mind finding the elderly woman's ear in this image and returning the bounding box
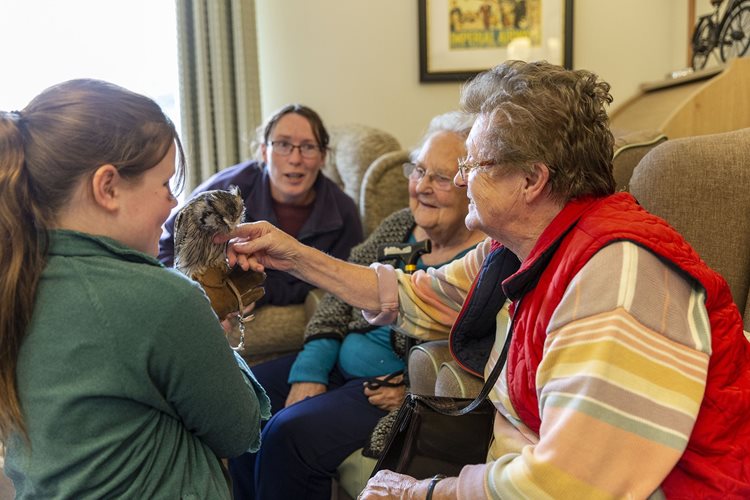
[523,162,551,201]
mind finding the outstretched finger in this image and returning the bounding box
[240,254,265,273]
[214,221,268,244]
[229,237,267,262]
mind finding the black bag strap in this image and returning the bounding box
[418,316,514,417]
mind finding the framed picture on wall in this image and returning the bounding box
[419,0,574,82]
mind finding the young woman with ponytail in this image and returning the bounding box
[0,79,269,499]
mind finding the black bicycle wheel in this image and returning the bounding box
[692,17,716,69]
[719,3,750,62]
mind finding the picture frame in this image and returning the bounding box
[418,0,574,82]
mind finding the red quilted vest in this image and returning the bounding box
[494,192,750,497]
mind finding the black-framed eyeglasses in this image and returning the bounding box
[402,162,455,191]
[268,140,322,158]
[457,157,497,182]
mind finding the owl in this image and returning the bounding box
[173,185,245,278]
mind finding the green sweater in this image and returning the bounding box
[5,230,270,499]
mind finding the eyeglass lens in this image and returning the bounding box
[270,140,320,158]
[403,163,454,190]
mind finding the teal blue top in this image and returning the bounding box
[289,234,474,384]
[5,230,270,500]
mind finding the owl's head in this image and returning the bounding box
[187,185,245,235]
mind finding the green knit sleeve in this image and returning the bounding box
[136,271,265,458]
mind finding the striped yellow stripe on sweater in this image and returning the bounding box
[481,243,709,499]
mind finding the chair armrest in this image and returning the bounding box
[435,360,484,398]
[228,304,307,365]
[228,289,327,365]
[407,340,453,395]
[408,340,484,398]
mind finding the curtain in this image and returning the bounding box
[175,0,262,191]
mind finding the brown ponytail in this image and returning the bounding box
[0,111,47,442]
[0,80,185,443]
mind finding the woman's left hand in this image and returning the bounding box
[358,470,428,499]
[363,374,406,411]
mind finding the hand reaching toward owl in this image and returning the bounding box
[216,219,383,314]
[214,220,302,274]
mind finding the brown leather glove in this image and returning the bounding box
[193,264,266,319]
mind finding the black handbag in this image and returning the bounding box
[371,328,512,479]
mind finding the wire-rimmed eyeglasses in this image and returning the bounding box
[402,162,455,191]
[268,140,322,158]
[457,157,497,182]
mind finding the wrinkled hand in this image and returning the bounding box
[363,374,406,411]
[285,382,326,407]
[358,470,428,499]
[214,221,300,274]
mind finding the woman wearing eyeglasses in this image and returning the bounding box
[226,111,486,500]
[158,103,363,308]
[220,61,750,499]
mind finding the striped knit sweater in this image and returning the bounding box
[384,239,712,498]
[369,194,750,498]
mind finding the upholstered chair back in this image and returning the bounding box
[629,128,750,329]
[325,124,408,235]
[612,130,667,191]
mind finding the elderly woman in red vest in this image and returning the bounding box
[220,61,750,499]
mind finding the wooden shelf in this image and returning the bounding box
[610,57,750,139]
[640,65,722,92]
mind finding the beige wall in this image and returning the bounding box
[257,1,706,148]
